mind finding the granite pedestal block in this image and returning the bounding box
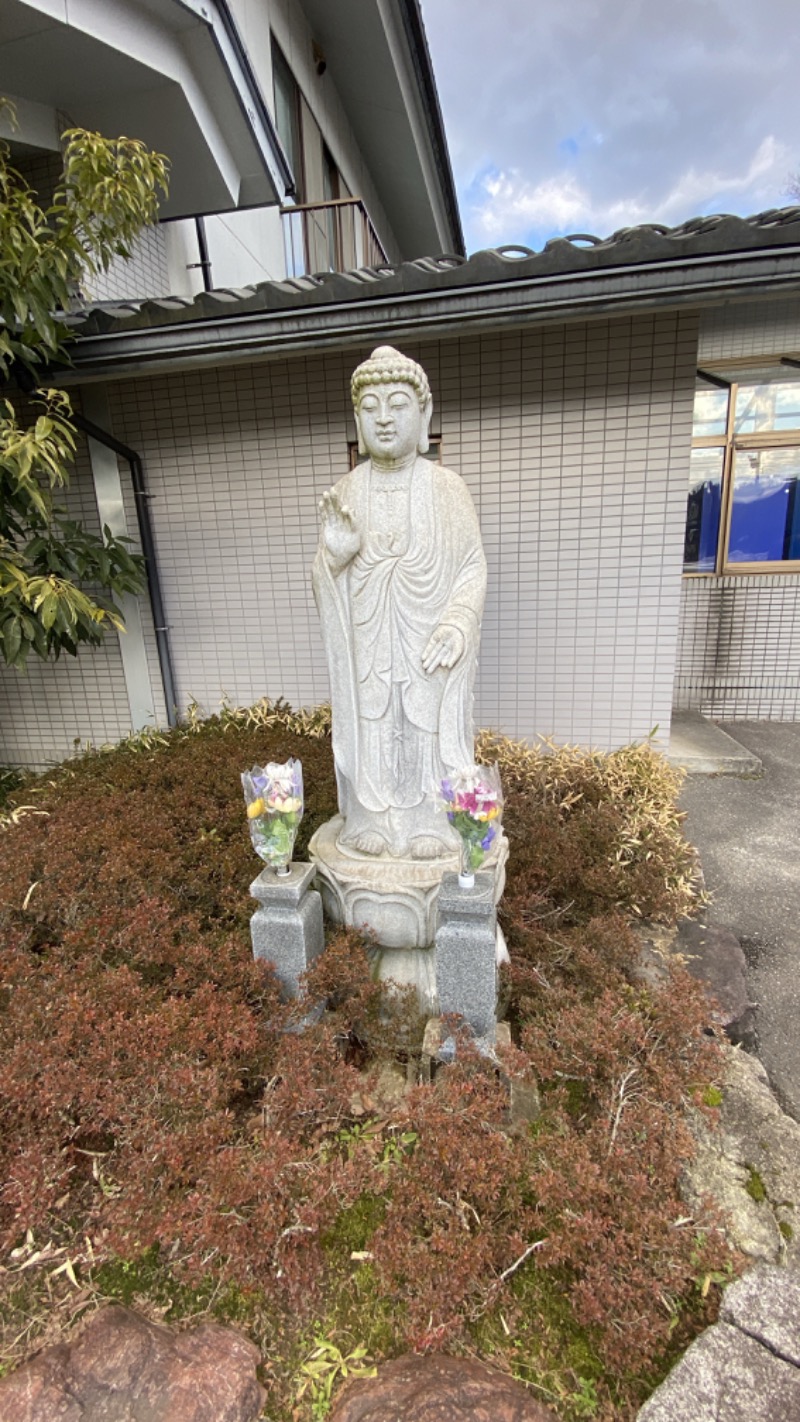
[249,861,324,1000]
[434,871,497,1040]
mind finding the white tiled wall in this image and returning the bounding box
[88,225,172,303]
[91,311,695,754]
[674,299,800,720]
[698,295,800,363]
[0,312,699,767]
[675,576,800,719]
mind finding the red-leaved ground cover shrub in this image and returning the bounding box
[0,708,735,1419]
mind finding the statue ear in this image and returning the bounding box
[417,396,432,455]
[355,411,367,457]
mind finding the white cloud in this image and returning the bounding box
[470,135,793,248]
[422,0,800,254]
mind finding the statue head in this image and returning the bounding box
[351,346,433,461]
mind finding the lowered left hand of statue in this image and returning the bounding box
[421,622,465,673]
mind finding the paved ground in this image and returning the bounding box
[680,721,800,1122]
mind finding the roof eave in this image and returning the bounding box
[61,246,800,383]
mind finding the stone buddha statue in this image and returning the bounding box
[312,346,487,866]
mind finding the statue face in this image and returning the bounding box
[356,382,424,463]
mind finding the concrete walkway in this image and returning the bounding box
[678,721,800,1123]
[668,711,763,777]
[639,719,800,1420]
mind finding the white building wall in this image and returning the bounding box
[0,312,697,767]
[675,297,800,719]
[74,310,694,756]
[199,0,407,291]
[255,0,399,261]
[88,224,174,303]
[51,0,404,303]
[201,0,402,286]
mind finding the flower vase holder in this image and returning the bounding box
[434,870,498,1042]
[249,861,324,1001]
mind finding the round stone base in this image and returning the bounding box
[309,814,508,950]
[367,943,438,1016]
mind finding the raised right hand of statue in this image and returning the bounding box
[319,489,361,568]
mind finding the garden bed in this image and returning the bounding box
[0,703,737,1419]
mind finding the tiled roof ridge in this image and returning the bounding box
[67,206,800,338]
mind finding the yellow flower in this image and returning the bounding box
[247,797,265,819]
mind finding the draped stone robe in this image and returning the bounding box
[312,457,487,854]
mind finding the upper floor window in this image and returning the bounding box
[684,369,800,574]
[272,40,304,199]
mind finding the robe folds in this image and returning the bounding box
[312,458,487,820]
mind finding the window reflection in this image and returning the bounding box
[729,448,800,563]
[734,382,800,435]
[684,447,724,571]
[692,387,728,439]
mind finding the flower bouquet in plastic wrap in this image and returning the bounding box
[441,764,503,888]
[242,759,303,876]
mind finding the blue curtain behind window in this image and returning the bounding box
[729,481,793,562]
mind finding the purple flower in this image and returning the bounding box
[480,827,496,851]
[441,777,453,801]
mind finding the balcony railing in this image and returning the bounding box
[281,197,389,278]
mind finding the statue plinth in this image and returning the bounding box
[309,814,508,950]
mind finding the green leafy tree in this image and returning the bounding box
[0,118,168,667]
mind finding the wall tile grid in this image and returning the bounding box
[698,295,800,362]
[13,150,63,208]
[0,409,136,769]
[676,576,800,719]
[674,299,800,720]
[97,311,698,754]
[88,224,172,303]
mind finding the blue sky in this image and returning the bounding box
[421,0,800,254]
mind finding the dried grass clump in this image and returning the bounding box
[477,728,698,924]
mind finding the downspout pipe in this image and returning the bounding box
[71,412,179,728]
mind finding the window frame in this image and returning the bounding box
[271,38,305,202]
[686,370,800,577]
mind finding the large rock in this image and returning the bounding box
[329,1353,557,1421]
[638,1321,800,1420]
[676,920,755,1047]
[683,1044,800,1263]
[0,1304,265,1422]
[720,1264,800,1366]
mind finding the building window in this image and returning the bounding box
[685,370,800,574]
[272,40,304,199]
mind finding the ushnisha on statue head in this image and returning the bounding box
[351,346,433,463]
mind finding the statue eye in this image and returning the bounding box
[360,396,379,411]
[388,395,410,409]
